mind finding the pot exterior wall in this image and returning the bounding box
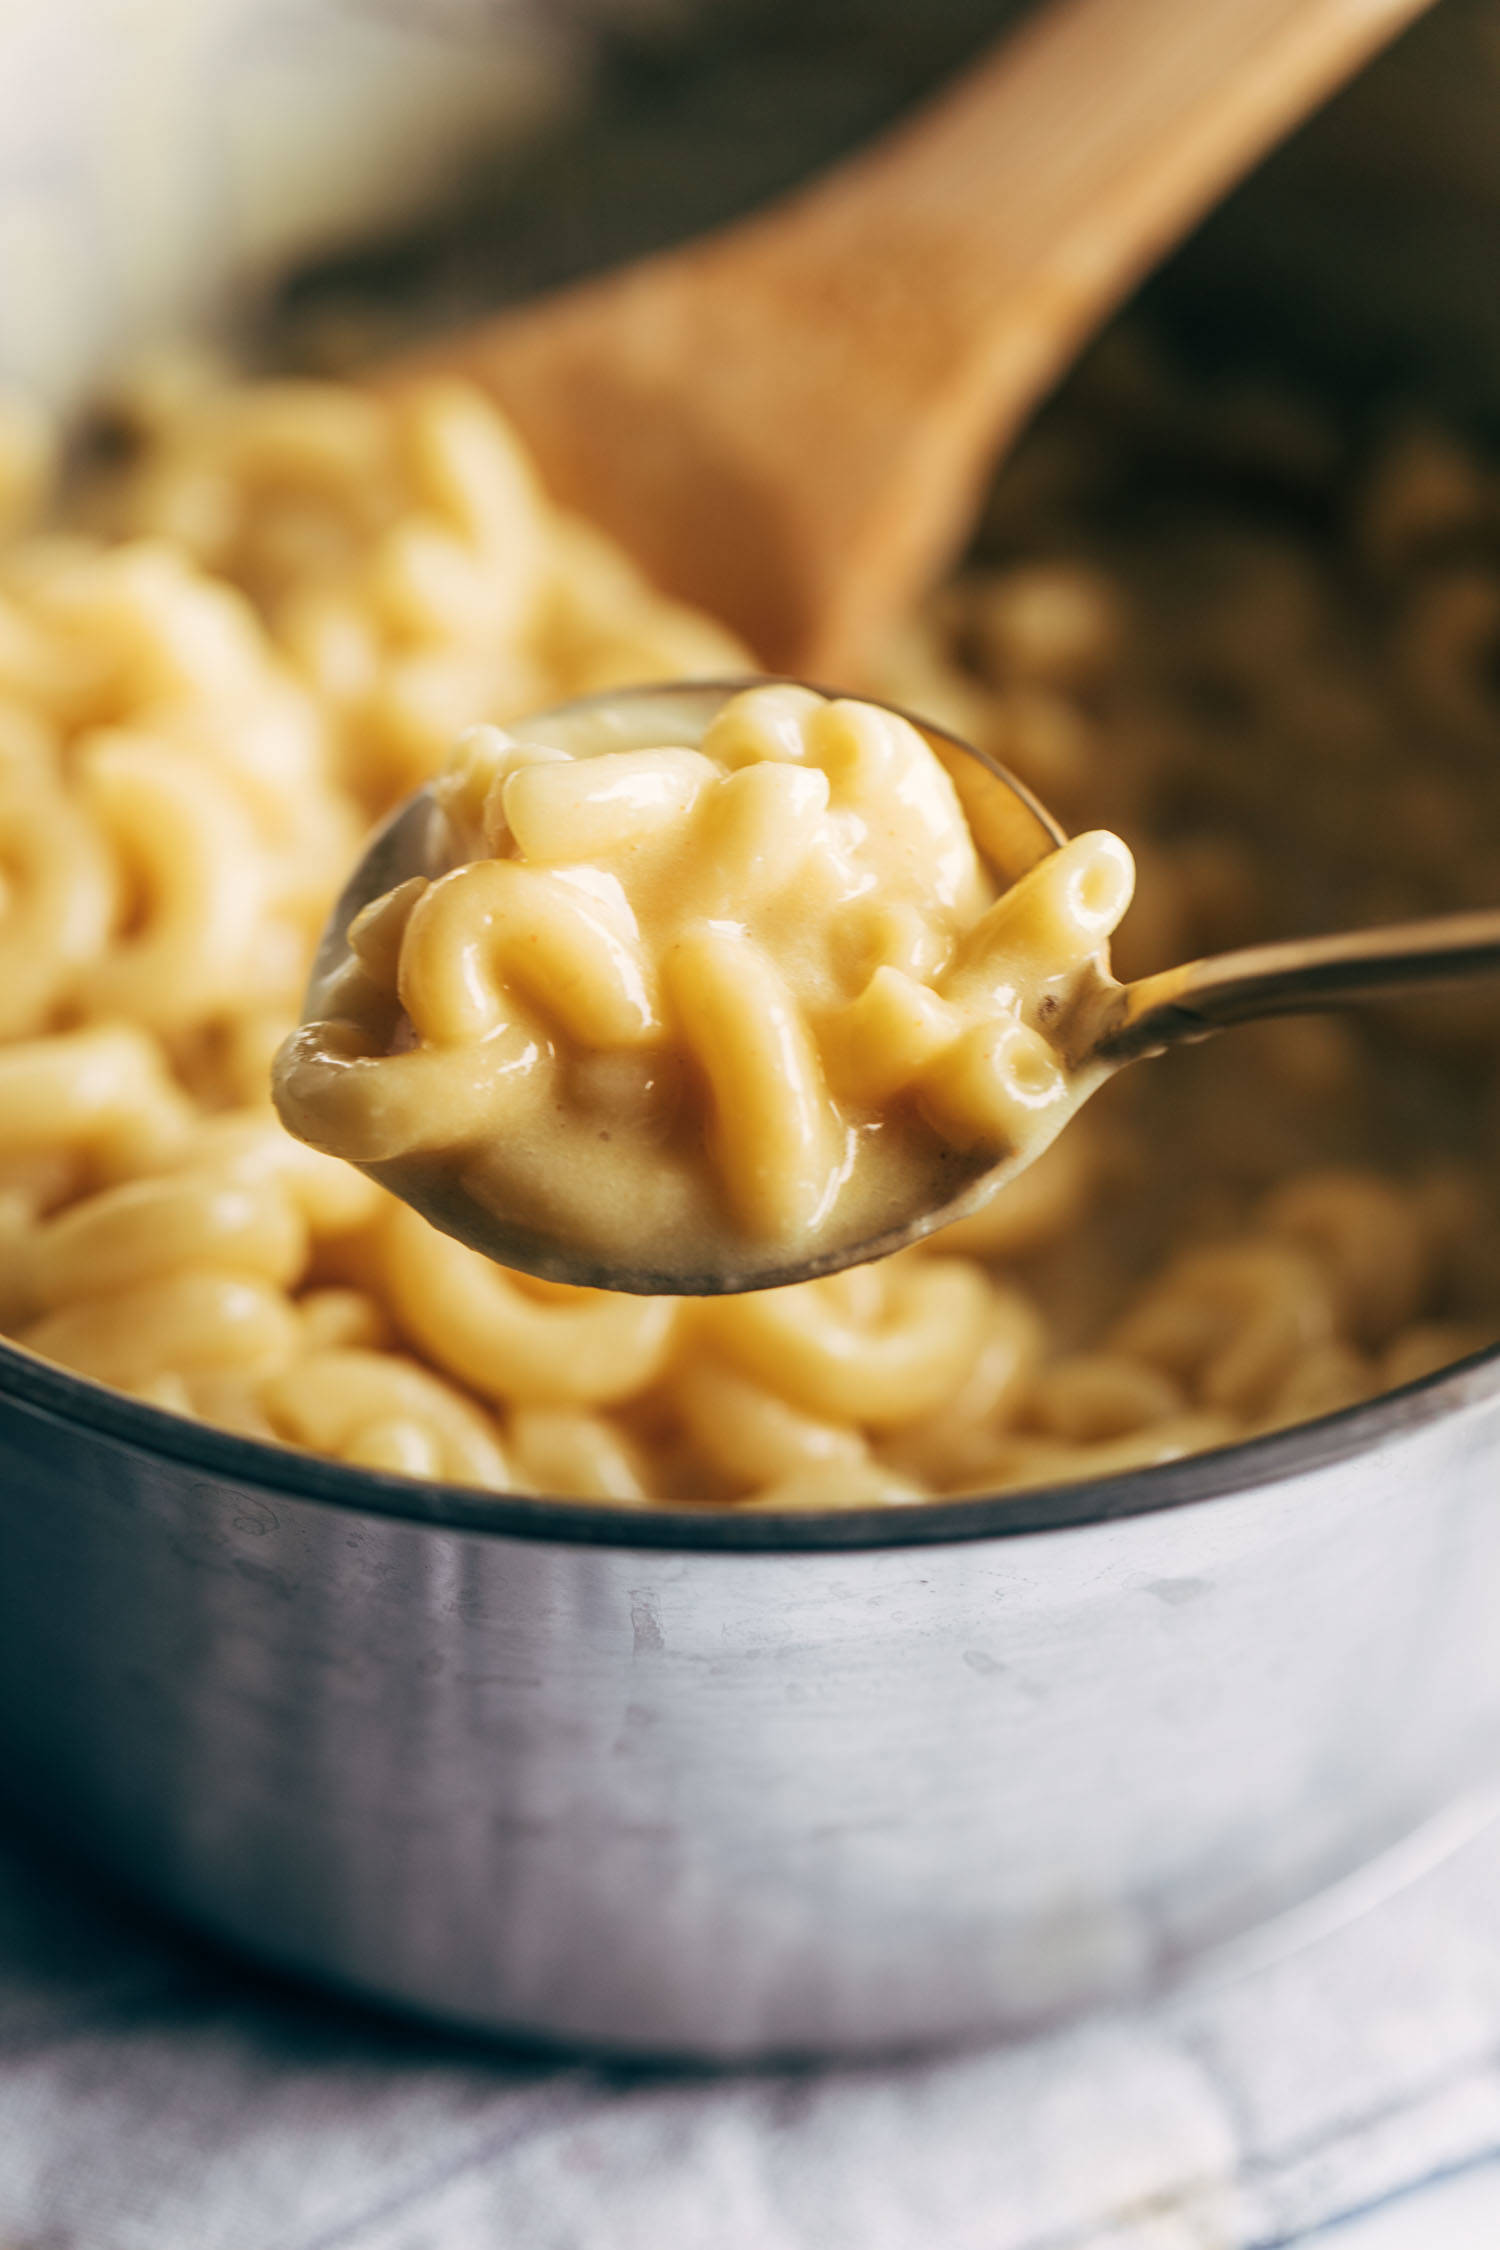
[3,1386,1499,2058]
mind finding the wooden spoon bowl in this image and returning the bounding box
[409,0,1434,676]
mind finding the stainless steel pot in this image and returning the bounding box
[3,1344,1500,2059]
[3,0,1500,2064]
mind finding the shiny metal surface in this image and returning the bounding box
[2,1340,1500,2058]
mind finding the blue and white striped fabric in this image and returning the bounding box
[4,1799,1500,2248]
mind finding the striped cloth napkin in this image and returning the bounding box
[4,1792,1500,2248]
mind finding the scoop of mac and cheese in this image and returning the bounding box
[272,684,1134,1282]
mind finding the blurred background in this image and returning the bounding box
[0,0,1020,397]
[4,0,1500,433]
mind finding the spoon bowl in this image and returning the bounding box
[290,679,1082,1295]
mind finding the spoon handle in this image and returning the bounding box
[1088,908,1500,1065]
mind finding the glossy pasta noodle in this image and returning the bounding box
[0,341,1497,1506]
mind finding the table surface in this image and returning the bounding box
[5,1790,1500,2250]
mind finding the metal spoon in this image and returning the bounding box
[284,679,1500,1296]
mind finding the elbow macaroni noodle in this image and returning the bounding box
[0,343,1497,1504]
[274,680,1134,1276]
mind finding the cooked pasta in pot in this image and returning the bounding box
[1,338,1497,1505]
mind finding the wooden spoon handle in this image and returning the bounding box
[428,0,1434,674]
[733,0,1435,669]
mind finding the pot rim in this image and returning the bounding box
[2,1331,1497,1551]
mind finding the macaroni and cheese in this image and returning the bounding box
[273,682,1133,1283]
[0,337,1496,1506]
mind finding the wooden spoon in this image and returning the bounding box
[412,0,1433,678]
